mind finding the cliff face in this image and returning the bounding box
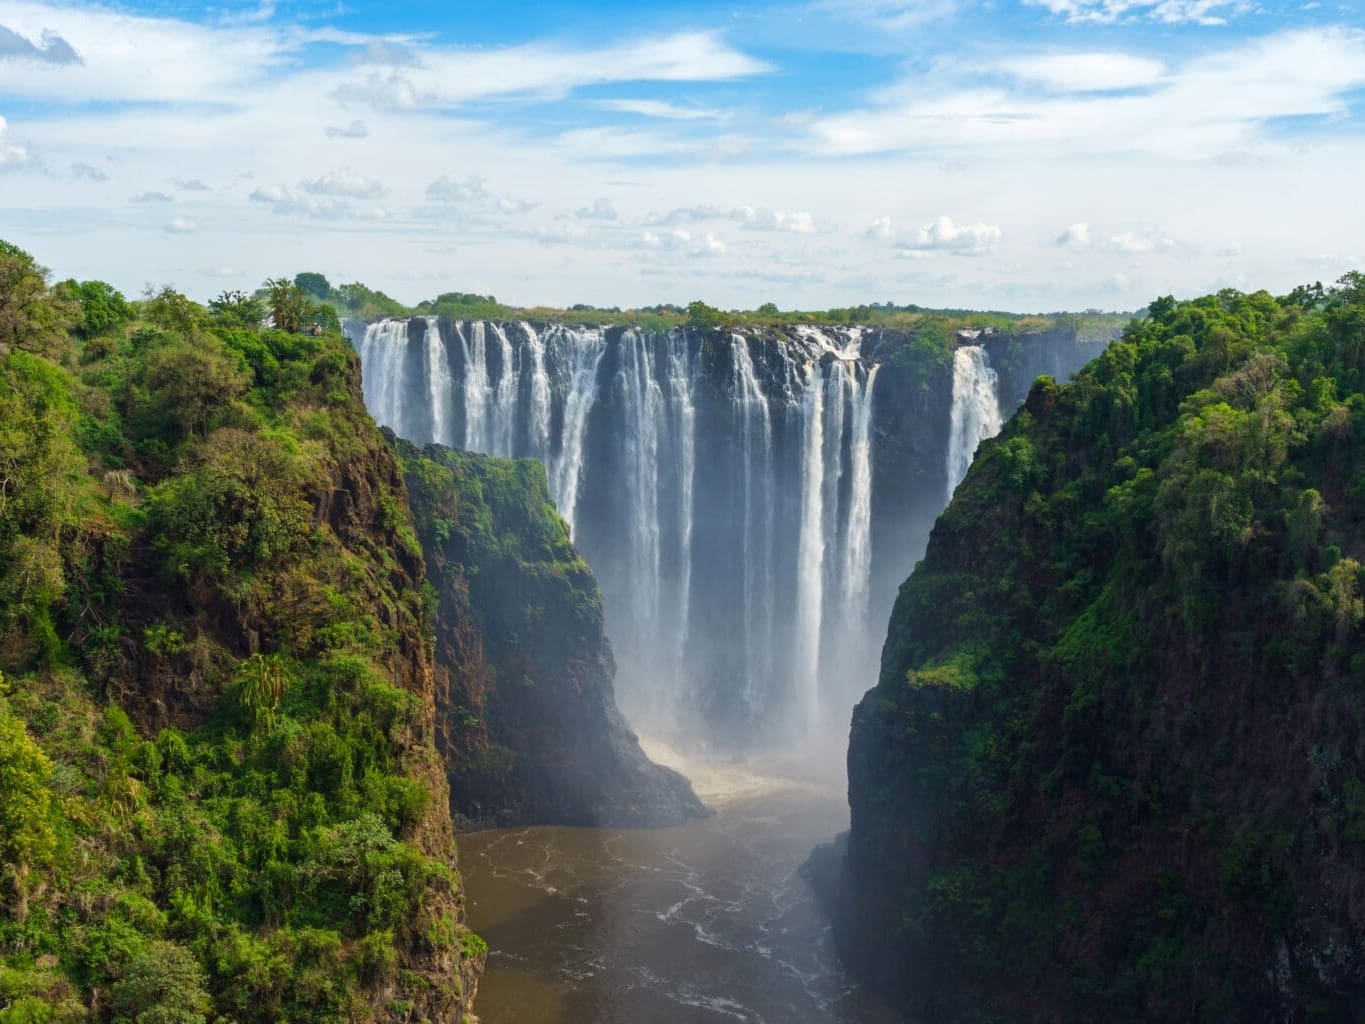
[0,261,482,1023]
[397,439,707,828]
[827,284,1365,1022]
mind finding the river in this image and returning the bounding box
[460,744,904,1024]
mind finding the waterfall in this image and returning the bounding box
[522,322,552,457]
[946,345,1003,501]
[359,319,409,437]
[842,364,879,627]
[732,334,774,714]
[795,360,827,732]
[545,325,603,534]
[667,333,696,670]
[460,322,491,454]
[355,318,1021,747]
[490,324,519,456]
[617,330,664,685]
[424,317,453,447]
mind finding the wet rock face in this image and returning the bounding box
[396,437,707,829]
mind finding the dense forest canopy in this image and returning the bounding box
[0,240,482,1024]
[838,271,1365,1021]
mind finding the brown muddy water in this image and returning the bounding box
[460,746,905,1024]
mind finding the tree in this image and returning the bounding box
[60,280,134,339]
[686,300,730,331]
[142,338,249,438]
[141,286,207,336]
[209,289,265,329]
[264,277,315,333]
[294,272,333,302]
[0,241,78,360]
[111,941,212,1024]
[0,683,56,918]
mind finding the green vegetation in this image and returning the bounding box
[274,261,1130,335]
[852,274,1365,1021]
[0,241,480,1023]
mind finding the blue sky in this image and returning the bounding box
[1,0,1363,311]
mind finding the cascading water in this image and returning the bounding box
[946,345,1004,500]
[352,318,994,747]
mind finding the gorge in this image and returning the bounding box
[349,317,1107,753]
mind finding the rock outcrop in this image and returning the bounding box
[397,438,708,828]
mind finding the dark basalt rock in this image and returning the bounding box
[395,436,708,829]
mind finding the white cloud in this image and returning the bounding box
[1026,0,1250,24]
[1055,222,1175,253]
[576,197,619,221]
[325,119,369,139]
[646,205,726,225]
[1056,222,1091,247]
[808,28,1365,160]
[640,227,726,257]
[164,216,197,233]
[71,160,106,181]
[900,215,1001,255]
[333,71,428,111]
[174,178,211,191]
[1000,53,1166,92]
[132,191,173,203]
[495,195,536,214]
[731,205,816,232]
[426,176,489,203]
[250,185,351,219]
[864,216,894,240]
[1102,230,1175,254]
[249,184,291,204]
[0,117,32,170]
[596,99,721,120]
[426,175,535,213]
[329,31,767,112]
[299,168,387,199]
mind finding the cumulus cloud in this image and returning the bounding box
[250,184,386,220]
[899,215,1001,255]
[299,169,387,199]
[333,72,428,111]
[0,118,30,171]
[1026,0,1249,24]
[71,160,106,181]
[425,175,536,213]
[640,228,727,257]
[864,217,894,240]
[325,119,369,139]
[174,177,211,191]
[0,24,81,64]
[1056,222,1091,247]
[576,197,619,221]
[1055,222,1174,253]
[426,176,489,203]
[132,191,173,203]
[164,216,197,234]
[646,205,726,225]
[731,205,815,232]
